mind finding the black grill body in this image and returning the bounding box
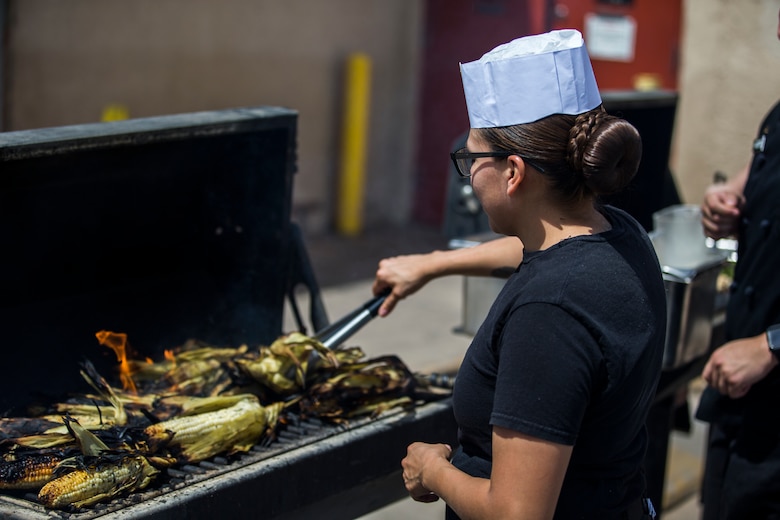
[0,108,305,412]
[0,107,456,519]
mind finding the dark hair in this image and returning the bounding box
[475,107,642,203]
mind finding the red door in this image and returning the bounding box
[412,0,542,227]
[551,0,682,91]
[413,0,681,228]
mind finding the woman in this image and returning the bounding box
[374,30,666,519]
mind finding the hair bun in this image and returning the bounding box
[567,111,641,195]
[566,110,609,173]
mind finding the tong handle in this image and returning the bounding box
[315,290,389,349]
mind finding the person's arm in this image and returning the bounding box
[700,164,749,240]
[702,331,779,398]
[402,427,571,520]
[372,236,523,316]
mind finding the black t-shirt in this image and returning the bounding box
[449,206,666,519]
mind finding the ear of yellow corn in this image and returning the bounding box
[37,454,158,509]
[141,395,272,463]
[0,453,63,490]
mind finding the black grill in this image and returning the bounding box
[0,108,456,519]
[0,401,456,519]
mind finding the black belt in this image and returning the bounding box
[624,497,656,520]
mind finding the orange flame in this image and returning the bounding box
[95,330,138,394]
[164,349,176,364]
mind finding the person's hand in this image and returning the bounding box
[700,183,744,240]
[401,442,452,502]
[703,334,778,399]
[372,254,435,317]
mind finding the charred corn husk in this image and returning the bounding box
[130,343,247,396]
[130,342,246,379]
[299,355,416,420]
[236,332,338,395]
[0,452,64,490]
[344,396,414,419]
[40,404,122,429]
[64,416,110,457]
[163,358,225,391]
[236,351,299,394]
[0,329,435,507]
[39,393,160,430]
[37,454,159,509]
[11,432,75,450]
[154,394,260,418]
[79,361,127,426]
[0,417,61,440]
[330,345,367,365]
[141,396,277,463]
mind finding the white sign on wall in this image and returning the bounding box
[584,13,637,62]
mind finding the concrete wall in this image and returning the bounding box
[4,0,423,234]
[672,0,780,203]
[4,0,779,231]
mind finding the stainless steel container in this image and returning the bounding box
[459,276,507,336]
[650,205,730,370]
[659,262,725,369]
[449,233,507,336]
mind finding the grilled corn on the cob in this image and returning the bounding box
[0,330,433,508]
[37,454,158,509]
[0,453,63,490]
[142,395,275,463]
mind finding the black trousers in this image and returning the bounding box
[702,420,780,520]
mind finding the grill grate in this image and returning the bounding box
[0,402,457,520]
[2,414,354,518]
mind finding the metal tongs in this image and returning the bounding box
[310,289,457,395]
[313,290,390,349]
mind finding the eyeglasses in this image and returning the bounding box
[450,147,546,177]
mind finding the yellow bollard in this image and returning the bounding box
[101,104,130,122]
[337,53,372,236]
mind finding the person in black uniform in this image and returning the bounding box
[374,30,666,519]
[696,10,780,518]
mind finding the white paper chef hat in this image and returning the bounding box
[459,29,602,128]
